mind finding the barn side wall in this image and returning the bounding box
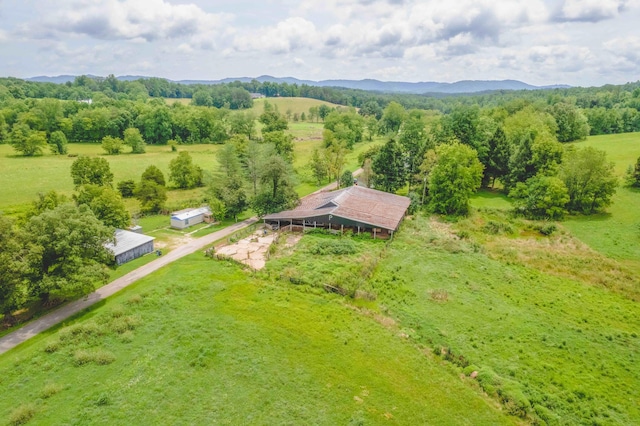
[115,240,155,265]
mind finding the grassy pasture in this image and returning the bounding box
[0,253,514,425]
[369,215,640,424]
[562,133,640,264]
[250,97,339,116]
[0,144,219,215]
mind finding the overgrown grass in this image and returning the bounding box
[0,253,513,425]
[367,214,640,424]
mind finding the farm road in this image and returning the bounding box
[0,172,363,355]
[0,216,258,355]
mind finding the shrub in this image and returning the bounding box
[510,174,569,220]
[73,349,116,366]
[533,222,557,236]
[44,340,60,353]
[117,179,136,198]
[9,403,36,426]
[482,220,514,235]
[41,383,63,399]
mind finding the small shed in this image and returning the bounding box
[105,229,155,265]
[170,206,213,229]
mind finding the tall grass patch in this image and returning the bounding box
[371,213,640,424]
[0,254,513,425]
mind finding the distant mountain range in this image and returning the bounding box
[25,74,571,95]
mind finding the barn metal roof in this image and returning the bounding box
[263,186,411,231]
[171,206,211,221]
[105,229,155,256]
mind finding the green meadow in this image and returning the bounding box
[563,133,640,266]
[0,253,514,425]
[250,96,338,116]
[2,106,639,424]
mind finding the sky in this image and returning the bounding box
[0,0,639,87]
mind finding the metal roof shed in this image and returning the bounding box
[105,229,155,265]
[170,206,212,229]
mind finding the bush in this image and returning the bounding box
[9,403,36,426]
[44,340,60,353]
[482,220,514,235]
[41,383,63,399]
[117,179,136,198]
[533,222,557,236]
[73,348,116,366]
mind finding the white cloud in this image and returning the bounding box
[554,0,628,22]
[22,0,229,45]
[604,36,640,64]
[233,17,317,54]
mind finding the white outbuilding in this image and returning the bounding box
[170,206,213,229]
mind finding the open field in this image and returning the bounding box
[562,133,640,264]
[250,97,339,116]
[0,144,220,215]
[469,132,640,271]
[369,215,640,424]
[0,120,377,215]
[0,252,514,425]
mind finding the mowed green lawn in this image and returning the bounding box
[563,132,640,264]
[0,144,221,215]
[251,97,339,116]
[0,119,376,215]
[0,254,514,425]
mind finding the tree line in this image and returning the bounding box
[0,96,259,156]
[314,101,621,219]
[2,75,640,139]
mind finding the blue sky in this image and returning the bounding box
[0,0,638,86]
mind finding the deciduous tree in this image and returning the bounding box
[124,127,146,154]
[135,180,167,213]
[428,142,483,216]
[23,203,113,302]
[70,157,114,188]
[309,148,329,185]
[559,146,618,214]
[49,130,68,155]
[9,123,46,156]
[141,165,166,187]
[0,215,26,316]
[101,135,124,155]
[510,174,569,219]
[379,101,406,134]
[169,151,203,189]
[550,102,590,142]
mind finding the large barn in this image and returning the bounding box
[105,229,155,265]
[263,186,411,239]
